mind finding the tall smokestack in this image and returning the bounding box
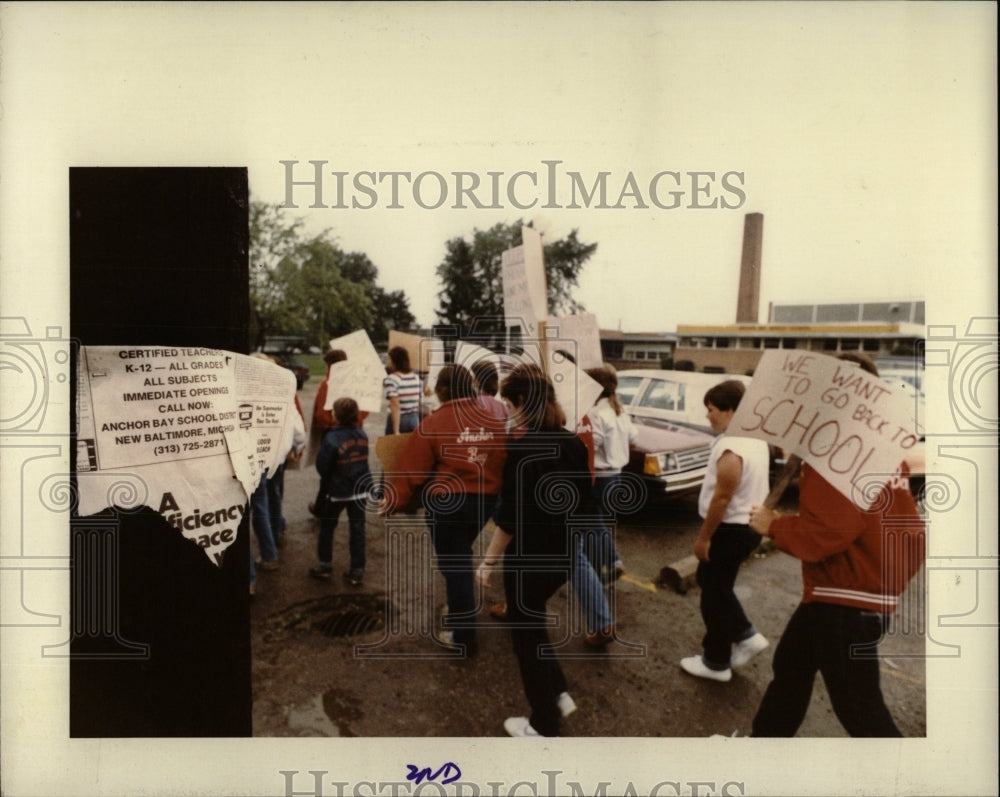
[736,212,763,323]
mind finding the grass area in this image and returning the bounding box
[301,353,325,376]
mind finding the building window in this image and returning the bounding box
[715,338,730,348]
[823,339,839,351]
[635,351,646,360]
[763,338,780,349]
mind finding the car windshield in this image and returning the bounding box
[639,378,686,412]
[617,375,644,405]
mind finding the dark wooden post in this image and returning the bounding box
[69,167,252,736]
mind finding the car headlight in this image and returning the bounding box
[644,453,678,475]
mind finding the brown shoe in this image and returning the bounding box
[584,626,614,648]
[489,602,508,620]
[257,559,280,571]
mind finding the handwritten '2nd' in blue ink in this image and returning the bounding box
[405,762,461,785]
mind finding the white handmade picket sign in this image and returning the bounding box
[501,225,547,340]
[728,350,921,506]
[325,329,386,413]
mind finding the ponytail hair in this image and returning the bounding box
[585,364,623,415]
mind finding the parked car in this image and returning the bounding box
[260,336,310,390]
[616,369,753,434]
[616,368,788,484]
[623,418,717,507]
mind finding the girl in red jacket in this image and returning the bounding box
[384,364,506,655]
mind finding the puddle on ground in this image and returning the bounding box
[286,694,340,736]
[286,687,364,737]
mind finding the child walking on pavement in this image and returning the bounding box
[310,397,371,586]
[680,379,771,682]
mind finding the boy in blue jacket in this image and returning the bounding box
[310,397,371,586]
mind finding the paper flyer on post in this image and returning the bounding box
[74,345,298,565]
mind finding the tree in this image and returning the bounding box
[370,287,416,343]
[338,251,416,341]
[285,238,373,343]
[248,201,416,349]
[249,202,308,346]
[434,220,597,338]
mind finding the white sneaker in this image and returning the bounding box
[680,655,732,682]
[436,630,462,651]
[557,691,577,717]
[504,716,542,737]
[731,633,769,668]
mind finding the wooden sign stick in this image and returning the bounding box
[763,454,802,509]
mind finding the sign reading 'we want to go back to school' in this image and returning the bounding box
[729,350,921,507]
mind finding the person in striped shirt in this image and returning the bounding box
[383,346,422,435]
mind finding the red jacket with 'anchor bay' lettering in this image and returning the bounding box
[385,397,506,513]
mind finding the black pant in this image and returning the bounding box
[503,564,569,737]
[696,523,761,668]
[752,601,902,737]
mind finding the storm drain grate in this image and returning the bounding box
[272,594,397,639]
[313,609,382,638]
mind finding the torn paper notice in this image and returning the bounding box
[76,345,300,566]
[236,353,298,478]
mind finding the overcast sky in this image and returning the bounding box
[2,2,995,336]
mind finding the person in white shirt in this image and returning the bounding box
[584,365,638,586]
[680,379,771,683]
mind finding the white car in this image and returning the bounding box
[615,368,788,485]
[616,369,752,435]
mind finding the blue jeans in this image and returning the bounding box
[572,531,612,633]
[250,477,278,563]
[587,474,622,570]
[267,464,286,545]
[426,494,492,649]
[752,602,902,737]
[317,498,367,573]
[384,410,420,436]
